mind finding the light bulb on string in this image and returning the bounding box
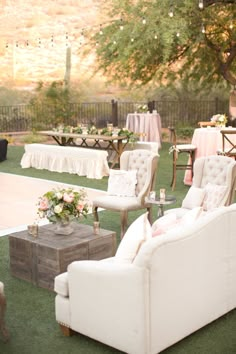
[199,0,204,9]
[119,18,124,30]
[176,32,180,37]
[99,25,103,35]
[131,37,134,42]
[154,34,158,39]
[142,17,146,25]
[229,22,233,29]
[201,23,206,33]
[113,40,117,45]
[168,6,174,17]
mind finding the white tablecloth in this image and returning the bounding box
[126,112,162,147]
[21,144,110,179]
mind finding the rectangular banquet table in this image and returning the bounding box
[20,143,110,179]
[38,130,129,167]
[184,127,236,185]
[126,112,162,148]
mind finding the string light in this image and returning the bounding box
[142,17,146,25]
[199,0,204,9]
[154,34,158,39]
[176,32,180,37]
[119,18,124,30]
[99,25,103,35]
[201,23,206,33]
[131,37,134,42]
[229,22,233,29]
[168,6,174,17]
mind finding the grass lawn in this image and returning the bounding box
[0,144,235,353]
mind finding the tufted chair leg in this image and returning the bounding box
[120,211,128,239]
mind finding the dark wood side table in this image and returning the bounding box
[145,195,176,218]
[8,223,116,291]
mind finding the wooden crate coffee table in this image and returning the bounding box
[9,223,116,291]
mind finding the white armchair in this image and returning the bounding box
[93,149,158,238]
[166,155,236,218]
[54,204,236,354]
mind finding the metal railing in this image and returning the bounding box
[0,98,229,133]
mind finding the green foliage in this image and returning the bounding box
[86,0,236,89]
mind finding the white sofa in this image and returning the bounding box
[54,204,236,354]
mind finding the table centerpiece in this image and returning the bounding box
[211,114,227,128]
[37,187,89,235]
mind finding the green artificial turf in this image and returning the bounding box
[0,144,235,353]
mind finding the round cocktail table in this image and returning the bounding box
[146,195,176,218]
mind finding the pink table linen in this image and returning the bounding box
[184,127,236,185]
[126,112,162,148]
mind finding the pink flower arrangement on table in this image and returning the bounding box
[37,187,89,224]
[211,114,227,127]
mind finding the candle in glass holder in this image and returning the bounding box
[160,188,166,202]
[28,224,38,237]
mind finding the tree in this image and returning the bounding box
[86,0,235,89]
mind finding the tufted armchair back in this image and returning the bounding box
[93,149,158,238]
[192,155,236,205]
[120,149,157,201]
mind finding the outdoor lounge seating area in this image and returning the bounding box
[1,142,236,354]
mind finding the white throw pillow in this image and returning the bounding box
[152,213,178,237]
[114,212,152,263]
[182,186,205,209]
[107,169,137,197]
[180,206,203,226]
[203,183,227,211]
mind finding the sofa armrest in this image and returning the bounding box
[67,260,150,354]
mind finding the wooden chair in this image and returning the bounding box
[217,128,236,159]
[168,127,196,191]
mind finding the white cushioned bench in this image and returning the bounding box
[20,144,110,179]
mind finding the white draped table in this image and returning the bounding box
[20,144,110,179]
[126,112,162,148]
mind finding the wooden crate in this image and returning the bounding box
[9,223,116,291]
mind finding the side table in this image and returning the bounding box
[9,223,116,291]
[145,195,176,218]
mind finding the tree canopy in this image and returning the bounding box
[86,0,236,89]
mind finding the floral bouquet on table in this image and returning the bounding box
[211,114,227,127]
[135,104,149,113]
[37,187,89,226]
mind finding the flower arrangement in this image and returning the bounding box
[135,104,148,113]
[118,128,139,143]
[37,187,89,224]
[211,114,227,127]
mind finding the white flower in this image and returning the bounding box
[55,192,63,199]
[54,204,63,214]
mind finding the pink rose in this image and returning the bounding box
[63,193,74,203]
[76,203,84,212]
[39,197,49,211]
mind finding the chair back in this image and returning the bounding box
[192,155,236,205]
[120,149,158,203]
[168,127,177,146]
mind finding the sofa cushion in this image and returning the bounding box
[107,169,137,197]
[182,186,205,209]
[114,212,152,263]
[203,183,227,211]
[152,207,203,237]
[152,213,177,237]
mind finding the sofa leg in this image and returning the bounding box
[59,324,73,337]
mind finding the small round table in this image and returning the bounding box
[146,195,177,218]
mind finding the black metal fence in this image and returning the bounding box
[0,98,229,133]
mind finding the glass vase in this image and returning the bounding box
[54,221,74,235]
